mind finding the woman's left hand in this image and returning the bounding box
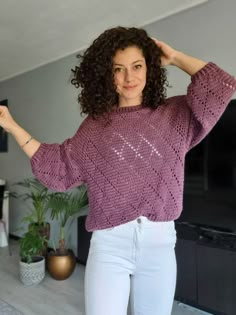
[152,38,178,66]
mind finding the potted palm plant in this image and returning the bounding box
[19,226,46,285]
[47,184,88,280]
[14,177,51,242]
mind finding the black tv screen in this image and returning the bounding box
[178,99,236,232]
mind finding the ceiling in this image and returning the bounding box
[0,0,208,82]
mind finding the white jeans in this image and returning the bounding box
[85,216,177,315]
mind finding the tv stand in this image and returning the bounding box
[175,221,236,315]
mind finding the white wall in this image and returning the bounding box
[0,0,235,253]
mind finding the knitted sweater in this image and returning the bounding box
[31,63,236,231]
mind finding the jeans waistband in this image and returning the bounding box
[121,216,174,229]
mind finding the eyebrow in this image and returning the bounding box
[113,60,144,66]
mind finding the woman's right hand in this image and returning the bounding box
[0,104,41,157]
[0,105,18,133]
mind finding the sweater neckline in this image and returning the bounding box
[112,104,143,114]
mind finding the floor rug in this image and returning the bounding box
[0,299,24,315]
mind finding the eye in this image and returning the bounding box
[114,67,124,73]
[134,64,142,70]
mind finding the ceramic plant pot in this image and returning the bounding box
[19,256,45,285]
[47,249,76,280]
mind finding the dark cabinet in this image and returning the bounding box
[175,239,197,304]
[175,223,236,315]
[77,215,92,265]
[197,246,234,315]
[232,253,236,315]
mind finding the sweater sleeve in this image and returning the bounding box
[186,62,236,150]
[30,121,88,192]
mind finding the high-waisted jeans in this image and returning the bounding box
[85,216,177,315]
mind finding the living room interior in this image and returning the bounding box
[0,0,236,314]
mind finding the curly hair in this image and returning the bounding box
[71,26,168,119]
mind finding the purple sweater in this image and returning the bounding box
[31,63,236,231]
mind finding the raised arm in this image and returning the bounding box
[152,38,207,75]
[152,38,236,150]
[0,105,40,158]
[0,104,87,191]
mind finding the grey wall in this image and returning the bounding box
[0,55,84,253]
[0,0,235,253]
[145,0,236,96]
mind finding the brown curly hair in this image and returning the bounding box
[71,26,168,119]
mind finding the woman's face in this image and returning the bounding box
[113,46,147,107]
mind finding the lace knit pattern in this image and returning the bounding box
[31,63,236,231]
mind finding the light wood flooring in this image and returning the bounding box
[0,239,211,315]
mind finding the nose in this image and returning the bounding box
[124,69,133,82]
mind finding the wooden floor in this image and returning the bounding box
[0,239,211,315]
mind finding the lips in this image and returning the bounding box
[124,85,137,90]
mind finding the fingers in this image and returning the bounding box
[0,105,7,117]
[0,105,9,112]
[0,106,14,132]
[0,106,4,116]
[0,105,9,122]
[151,37,161,46]
[0,105,8,110]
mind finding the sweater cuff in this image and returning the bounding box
[191,62,236,91]
[30,143,48,164]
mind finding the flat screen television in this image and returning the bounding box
[178,99,236,232]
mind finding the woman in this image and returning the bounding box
[0,27,235,315]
